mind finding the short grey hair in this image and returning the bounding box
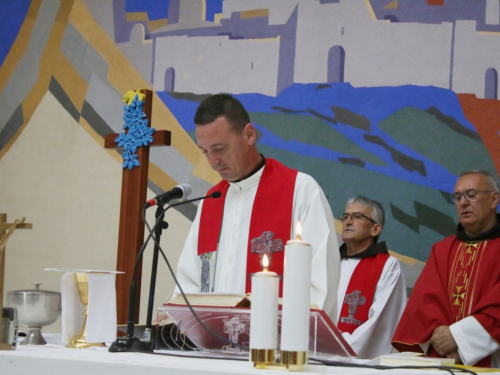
[459,170,500,192]
[345,196,385,226]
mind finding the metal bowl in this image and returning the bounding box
[6,284,61,345]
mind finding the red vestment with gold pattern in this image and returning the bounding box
[392,232,500,368]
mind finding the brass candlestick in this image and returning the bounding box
[66,273,105,349]
[280,350,308,372]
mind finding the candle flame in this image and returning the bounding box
[295,221,302,240]
[262,254,270,271]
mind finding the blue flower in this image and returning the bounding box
[123,153,140,170]
[117,93,156,170]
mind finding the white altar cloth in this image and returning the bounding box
[1,343,498,375]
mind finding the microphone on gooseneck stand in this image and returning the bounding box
[108,188,221,353]
[144,183,192,208]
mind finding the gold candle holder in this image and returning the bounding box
[280,350,308,372]
[250,348,277,368]
[66,273,105,349]
[250,350,308,371]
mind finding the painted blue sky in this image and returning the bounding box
[125,0,223,22]
[370,0,500,32]
[0,0,31,67]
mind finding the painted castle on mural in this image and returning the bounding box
[109,0,500,98]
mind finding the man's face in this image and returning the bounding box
[454,173,499,236]
[195,116,255,181]
[341,203,379,245]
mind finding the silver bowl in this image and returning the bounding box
[6,283,61,345]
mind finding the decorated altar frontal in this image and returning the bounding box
[1,341,497,375]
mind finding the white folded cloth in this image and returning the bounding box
[58,270,119,343]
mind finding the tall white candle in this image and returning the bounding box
[250,271,279,349]
[281,221,312,354]
[250,255,279,365]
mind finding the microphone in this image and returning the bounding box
[144,183,192,208]
[109,190,222,354]
[157,190,221,209]
[208,191,222,199]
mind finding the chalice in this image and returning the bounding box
[6,283,61,345]
[66,273,105,348]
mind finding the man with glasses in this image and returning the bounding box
[337,196,406,359]
[393,170,500,367]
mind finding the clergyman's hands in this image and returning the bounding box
[430,326,458,357]
[446,349,463,364]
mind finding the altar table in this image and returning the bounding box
[1,343,499,375]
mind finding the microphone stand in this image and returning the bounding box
[107,279,155,353]
[143,204,167,345]
[108,206,158,353]
[108,192,221,353]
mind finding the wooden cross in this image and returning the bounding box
[0,213,32,350]
[104,89,171,324]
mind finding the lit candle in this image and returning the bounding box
[250,254,279,367]
[280,221,311,370]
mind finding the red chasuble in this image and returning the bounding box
[197,158,298,296]
[337,254,389,334]
[392,236,500,367]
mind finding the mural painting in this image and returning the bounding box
[1,0,500,296]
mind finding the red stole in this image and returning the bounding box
[198,158,298,296]
[393,236,500,368]
[337,254,390,334]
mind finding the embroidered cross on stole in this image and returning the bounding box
[448,241,485,321]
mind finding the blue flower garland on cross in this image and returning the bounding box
[115,92,156,170]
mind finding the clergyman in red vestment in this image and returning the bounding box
[173,94,340,322]
[337,196,406,359]
[392,170,500,368]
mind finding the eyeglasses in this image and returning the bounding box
[450,189,496,204]
[339,212,376,224]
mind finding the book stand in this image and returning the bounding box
[157,305,356,360]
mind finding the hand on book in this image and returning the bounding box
[430,326,458,357]
[446,349,463,365]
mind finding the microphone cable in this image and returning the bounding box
[309,358,479,375]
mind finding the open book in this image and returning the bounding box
[166,293,320,309]
[167,293,252,308]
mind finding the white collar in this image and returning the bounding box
[229,163,265,190]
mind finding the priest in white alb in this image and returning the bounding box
[174,93,340,321]
[337,196,406,358]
